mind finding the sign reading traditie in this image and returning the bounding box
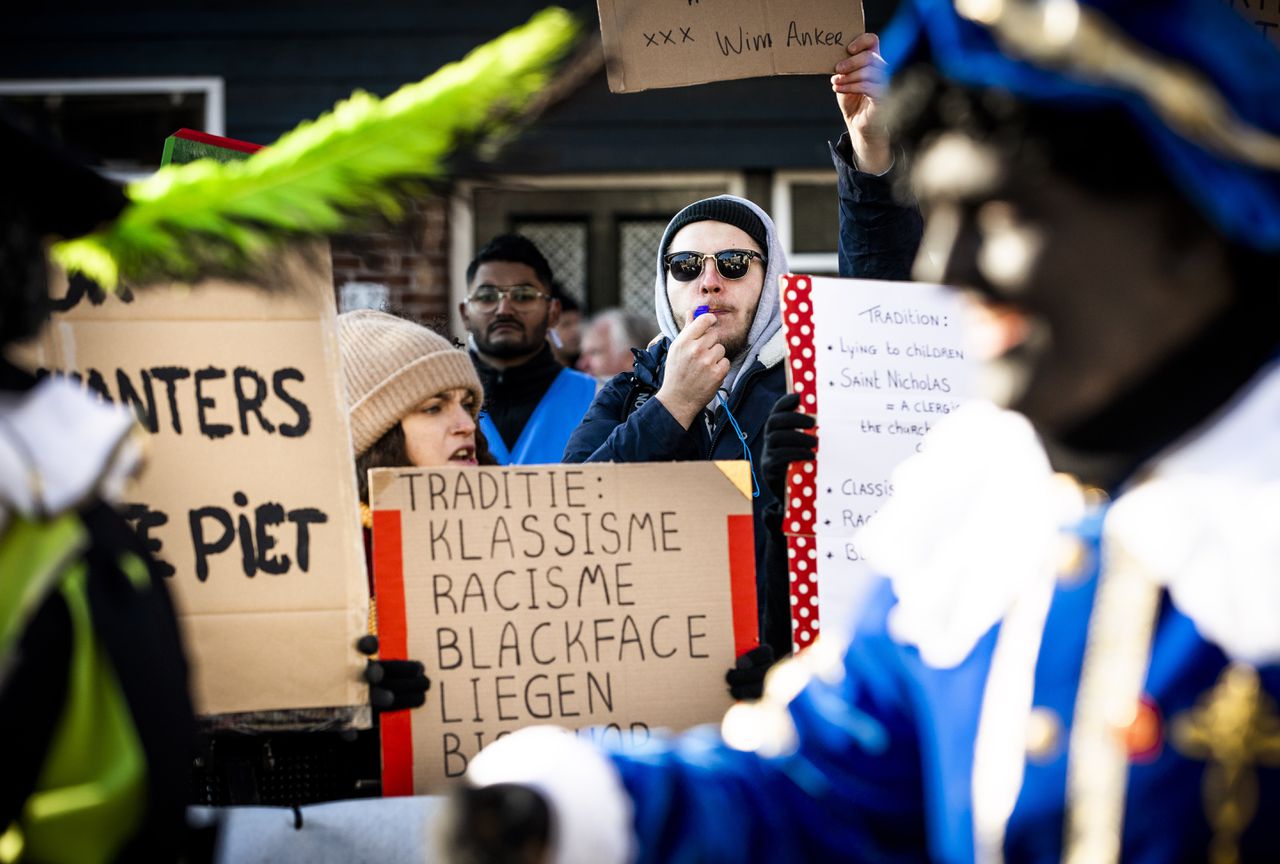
[15,256,370,720]
[779,275,977,645]
[370,462,757,795]
[596,0,864,93]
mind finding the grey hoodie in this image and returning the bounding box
[652,195,789,399]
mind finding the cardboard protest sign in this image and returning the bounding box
[13,255,370,719]
[370,462,757,795]
[779,274,977,647]
[1231,1,1280,48]
[596,0,863,93]
[161,128,263,167]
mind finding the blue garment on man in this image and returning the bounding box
[564,334,788,647]
[471,342,595,466]
[479,365,596,465]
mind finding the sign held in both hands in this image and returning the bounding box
[370,461,758,794]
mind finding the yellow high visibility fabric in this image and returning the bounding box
[0,518,148,864]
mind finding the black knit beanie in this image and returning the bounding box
[663,197,769,255]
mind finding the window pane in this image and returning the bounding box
[790,183,839,254]
[512,220,588,306]
[618,220,666,322]
[2,91,206,170]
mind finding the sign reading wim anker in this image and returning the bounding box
[370,461,758,795]
[596,0,864,93]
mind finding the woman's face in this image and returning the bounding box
[400,387,478,467]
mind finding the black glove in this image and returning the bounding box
[357,634,430,712]
[725,644,776,701]
[439,782,552,864]
[761,392,817,500]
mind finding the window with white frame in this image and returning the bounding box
[454,174,745,333]
[0,78,224,178]
[772,171,840,276]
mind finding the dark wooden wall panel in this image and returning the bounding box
[5,0,900,171]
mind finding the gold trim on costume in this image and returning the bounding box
[1062,538,1162,864]
[1171,663,1280,864]
[953,0,1280,170]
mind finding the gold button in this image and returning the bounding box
[1081,486,1110,509]
[1055,535,1091,586]
[1118,694,1163,764]
[1026,707,1063,763]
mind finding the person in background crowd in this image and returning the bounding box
[0,106,201,864]
[549,284,584,369]
[460,234,596,465]
[440,0,1280,860]
[563,196,790,665]
[342,308,493,509]
[575,308,655,383]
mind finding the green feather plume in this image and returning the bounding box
[52,7,579,288]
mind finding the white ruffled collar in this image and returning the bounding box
[0,377,142,528]
[859,361,1280,668]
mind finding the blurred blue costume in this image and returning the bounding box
[465,2,1280,862]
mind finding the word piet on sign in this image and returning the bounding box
[371,462,758,795]
[123,492,328,582]
[596,0,864,92]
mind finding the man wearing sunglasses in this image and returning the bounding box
[564,195,792,662]
[460,233,597,465]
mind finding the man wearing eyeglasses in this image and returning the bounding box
[459,233,597,465]
[564,195,792,663]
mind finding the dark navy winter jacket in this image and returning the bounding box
[563,336,788,650]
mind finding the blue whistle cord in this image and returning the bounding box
[717,393,760,498]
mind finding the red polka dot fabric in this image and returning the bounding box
[780,274,820,653]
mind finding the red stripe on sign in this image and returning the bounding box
[780,274,819,537]
[727,514,759,657]
[172,127,264,154]
[372,509,414,797]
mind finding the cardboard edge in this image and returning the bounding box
[372,508,415,796]
[711,460,753,500]
[316,269,376,715]
[598,0,627,93]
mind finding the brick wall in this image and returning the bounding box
[329,195,456,338]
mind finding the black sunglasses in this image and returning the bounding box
[663,249,766,282]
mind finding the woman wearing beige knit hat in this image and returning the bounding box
[338,309,489,504]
